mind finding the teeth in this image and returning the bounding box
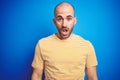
[63,30,65,32]
[63,29,67,32]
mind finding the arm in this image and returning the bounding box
[31,42,44,80]
[85,66,98,80]
[31,69,43,80]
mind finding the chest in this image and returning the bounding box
[41,43,88,65]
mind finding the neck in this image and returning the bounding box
[55,33,72,40]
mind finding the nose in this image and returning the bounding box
[62,19,67,28]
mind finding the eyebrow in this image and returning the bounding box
[56,15,62,18]
[66,15,73,18]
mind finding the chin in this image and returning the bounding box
[61,34,70,39]
[59,32,72,39]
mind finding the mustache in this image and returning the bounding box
[61,27,69,30]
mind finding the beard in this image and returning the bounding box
[57,26,74,40]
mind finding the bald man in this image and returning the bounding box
[31,2,98,80]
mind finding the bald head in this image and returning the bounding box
[54,2,75,17]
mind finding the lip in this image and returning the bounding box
[61,28,69,35]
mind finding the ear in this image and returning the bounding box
[53,18,56,25]
[74,17,77,25]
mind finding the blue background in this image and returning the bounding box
[0,0,120,80]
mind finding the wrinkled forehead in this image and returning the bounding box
[54,3,74,17]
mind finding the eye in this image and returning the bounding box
[67,17,72,21]
[56,17,63,22]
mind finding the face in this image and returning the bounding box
[53,4,76,40]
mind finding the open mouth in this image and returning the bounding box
[62,29,68,32]
[61,28,69,35]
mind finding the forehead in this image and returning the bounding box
[55,3,74,17]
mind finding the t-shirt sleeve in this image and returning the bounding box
[32,42,44,70]
[85,41,98,68]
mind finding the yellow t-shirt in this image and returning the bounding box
[32,34,98,80]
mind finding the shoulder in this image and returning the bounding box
[72,34,90,43]
[37,34,54,45]
[72,34,93,47]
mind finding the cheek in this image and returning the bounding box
[55,22,62,28]
[55,23,61,30]
[68,22,74,28]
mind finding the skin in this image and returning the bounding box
[86,66,98,80]
[53,2,76,40]
[31,69,42,80]
[31,2,98,80]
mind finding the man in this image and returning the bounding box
[31,2,98,80]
